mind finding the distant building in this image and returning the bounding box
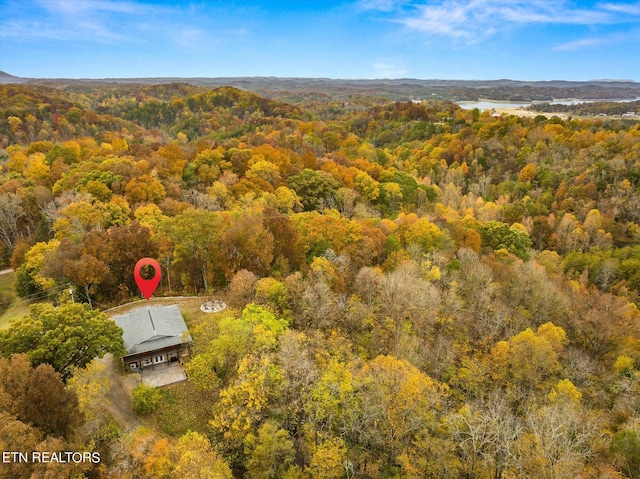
[113,305,192,373]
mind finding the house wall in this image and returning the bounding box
[123,342,191,373]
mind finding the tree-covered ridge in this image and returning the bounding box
[1,83,640,478]
[530,99,640,116]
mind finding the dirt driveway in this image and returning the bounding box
[96,354,143,432]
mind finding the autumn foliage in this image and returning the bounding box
[1,83,640,477]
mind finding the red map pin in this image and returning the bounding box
[134,258,161,300]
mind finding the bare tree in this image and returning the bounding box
[449,392,524,479]
[596,258,619,292]
[0,194,24,248]
[379,261,440,352]
[523,401,598,479]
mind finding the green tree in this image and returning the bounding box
[287,168,339,211]
[133,384,162,415]
[479,221,532,260]
[189,305,289,388]
[610,430,640,478]
[0,303,125,380]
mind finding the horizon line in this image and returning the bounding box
[1,71,638,84]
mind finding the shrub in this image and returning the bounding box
[132,384,162,415]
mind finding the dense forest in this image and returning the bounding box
[1,82,640,478]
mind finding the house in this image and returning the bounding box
[113,304,192,373]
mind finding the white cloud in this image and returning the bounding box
[1,0,172,43]
[553,29,639,51]
[361,0,640,42]
[1,18,126,43]
[598,2,640,16]
[1,0,234,51]
[554,37,605,51]
[36,0,165,16]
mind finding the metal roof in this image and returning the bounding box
[113,304,192,357]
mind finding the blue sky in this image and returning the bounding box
[1,0,639,80]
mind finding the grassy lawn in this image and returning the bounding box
[0,271,54,330]
[0,270,14,290]
[0,300,32,330]
[105,296,213,320]
[149,381,217,436]
[0,271,31,329]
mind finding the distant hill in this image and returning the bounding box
[0,71,29,84]
[1,71,639,103]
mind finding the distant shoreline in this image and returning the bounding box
[457,97,640,110]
